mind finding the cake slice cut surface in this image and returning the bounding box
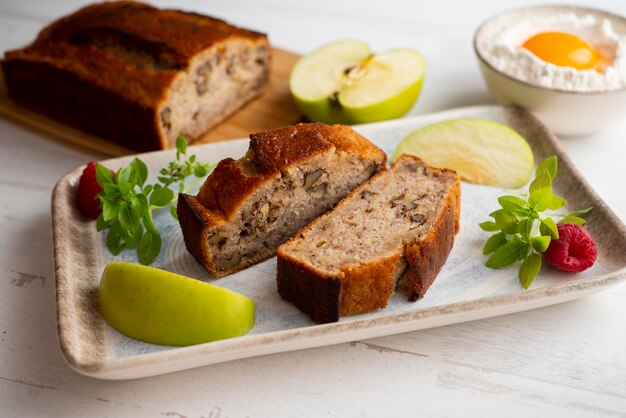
[178,123,386,278]
[277,155,461,323]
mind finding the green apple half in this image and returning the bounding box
[99,262,255,346]
[393,119,534,188]
[290,40,426,124]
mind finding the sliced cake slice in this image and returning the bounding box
[277,155,461,323]
[178,123,386,278]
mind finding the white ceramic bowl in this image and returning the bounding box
[474,5,626,136]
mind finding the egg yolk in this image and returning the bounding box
[522,32,606,71]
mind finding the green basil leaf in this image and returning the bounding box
[517,239,531,260]
[116,164,133,186]
[498,195,526,211]
[117,205,133,232]
[106,222,125,255]
[540,217,559,239]
[176,136,188,156]
[519,253,542,289]
[118,181,132,195]
[143,184,153,195]
[95,163,114,187]
[529,169,551,194]
[150,187,174,207]
[96,213,107,232]
[170,205,179,220]
[530,235,551,253]
[124,224,144,249]
[131,158,148,186]
[479,221,500,232]
[102,182,118,196]
[102,199,119,222]
[141,207,159,235]
[193,164,208,178]
[483,233,508,255]
[548,195,567,210]
[494,211,519,234]
[136,193,149,207]
[117,204,140,232]
[138,230,162,265]
[536,156,557,179]
[558,216,586,225]
[486,240,527,269]
[517,218,534,239]
[529,186,553,212]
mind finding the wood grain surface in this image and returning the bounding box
[0,48,302,156]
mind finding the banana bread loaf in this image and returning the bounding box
[178,123,386,278]
[1,1,270,151]
[277,155,461,323]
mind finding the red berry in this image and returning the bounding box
[76,162,107,219]
[543,223,597,272]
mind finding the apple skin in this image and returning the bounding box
[99,262,255,346]
[290,42,426,125]
[293,76,424,125]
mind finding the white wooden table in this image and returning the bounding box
[1,0,625,416]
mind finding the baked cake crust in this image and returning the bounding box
[1,1,270,151]
[194,123,385,224]
[277,155,461,323]
[178,123,386,278]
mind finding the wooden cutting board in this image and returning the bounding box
[0,48,302,156]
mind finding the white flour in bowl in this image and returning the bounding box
[478,12,626,92]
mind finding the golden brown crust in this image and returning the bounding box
[4,1,266,107]
[179,122,386,279]
[196,158,280,221]
[249,123,335,173]
[323,124,389,163]
[338,251,403,317]
[177,193,218,275]
[195,123,386,223]
[277,247,342,323]
[276,155,461,323]
[405,172,460,301]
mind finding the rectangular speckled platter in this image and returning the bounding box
[51,105,626,379]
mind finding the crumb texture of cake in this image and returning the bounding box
[277,155,461,323]
[1,1,270,151]
[177,123,386,278]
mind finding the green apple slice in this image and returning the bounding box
[290,40,426,124]
[393,119,534,188]
[99,262,255,346]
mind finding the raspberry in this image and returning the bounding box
[76,162,111,219]
[543,223,597,272]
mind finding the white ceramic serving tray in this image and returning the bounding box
[52,105,626,379]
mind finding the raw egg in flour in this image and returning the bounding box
[522,32,606,71]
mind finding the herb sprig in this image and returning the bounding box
[480,156,591,288]
[95,137,215,265]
